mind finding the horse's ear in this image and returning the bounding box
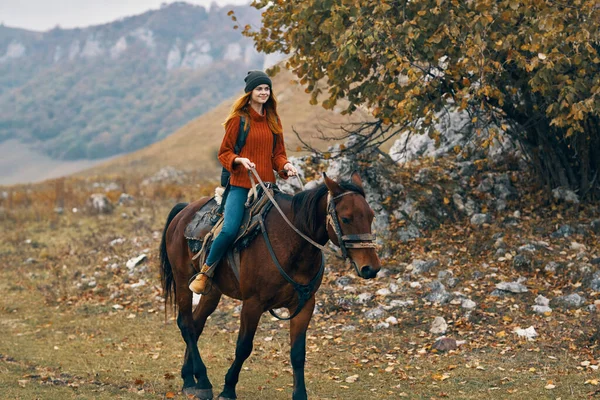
[350,170,363,189]
[323,172,343,196]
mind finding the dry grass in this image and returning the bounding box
[1,172,599,400]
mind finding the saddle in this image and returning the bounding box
[184,184,277,281]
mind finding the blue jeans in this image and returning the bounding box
[206,186,249,266]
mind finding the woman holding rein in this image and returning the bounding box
[189,70,298,294]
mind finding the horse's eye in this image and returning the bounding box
[341,217,351,224]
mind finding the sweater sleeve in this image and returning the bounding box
[218,116,242,172]
[272,122,289,178]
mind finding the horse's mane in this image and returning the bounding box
[291,181,365,235]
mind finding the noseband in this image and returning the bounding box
[326,191,377,275]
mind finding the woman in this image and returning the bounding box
[189,70,298,294]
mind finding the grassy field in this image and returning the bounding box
[1,175,599,400]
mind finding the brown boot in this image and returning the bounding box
[189,263,212,294]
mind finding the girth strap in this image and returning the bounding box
[258,217,325,321]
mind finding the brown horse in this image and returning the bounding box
[159,172,381,400]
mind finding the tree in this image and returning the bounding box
[238,0,600,199]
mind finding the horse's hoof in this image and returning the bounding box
[183,386,214,399]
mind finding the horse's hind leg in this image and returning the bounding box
[176,286,215,400]
[218,300,262,400]
[289,296,316,400]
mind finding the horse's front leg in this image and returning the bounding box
[176,282,216,400]
[218,300,262,400]
[289,296,315,400]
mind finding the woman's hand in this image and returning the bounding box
[283,162,298,176]
[235,157,255,170]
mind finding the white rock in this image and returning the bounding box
[126,254,147,270]
[532,305,552,314]
[430,316,448,335]
[385,316,398,325]
[409,282,422,289]
[389,283,399,293]
[129,279,146,289]
[570,242,586,251]
[462,299,476,310]
[535,295,550,306]
[357,293,373,304]
[376,288,391,296]
[513,326,538,340]
[496,281,528,293]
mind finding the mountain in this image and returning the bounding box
[0,2,281,161]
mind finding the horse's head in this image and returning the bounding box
[323,172,381,279]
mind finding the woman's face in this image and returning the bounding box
[251,84,270,105]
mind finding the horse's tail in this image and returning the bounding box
[160,202,188,308]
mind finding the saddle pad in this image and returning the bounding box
[184,197,219,240]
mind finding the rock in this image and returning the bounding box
[364,307,386,320]
[512,254,532,272]
[590,276,600,291]
[86,194,114,214]
[389,299,414,308]
[462,299,477,310]
[54,207,64,214]
[109,238,125,246]
[411,259,440,275]
[409,281,422,289]
[535,295,550,306]
[430,316,448,334]
[389,283,399,293]
[551,224,575,238]
[464,198,479,216]
[357,293,373,304]
[514,326,538,340]
[425,281,451,304]
[413,168,432,184]
[375,322,390,330]
[118,193,135,205]
[552,187,579,204]
[477,177,494,193]
[376,288,391,296]
[471,213,491,226]
[496,281,528,293]
[438,270,459,288]
[396,225,422,242]
[385,316,399,325]
[591,219,600,234]
[24,257,37,264]
[532,305,552,314]
[553,293,586,309]
[126,254,147,270]
[432,337,457,352]
[142,166,185,185]
[518,244,536,253]
[544,261,561,274]
[335,276,353,287]
[335,297,354,310]
[570,242,586,251]
[459,162,476,177]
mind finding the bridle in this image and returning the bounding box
[326,191,378,275]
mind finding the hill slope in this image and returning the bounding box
[86,67,373,179]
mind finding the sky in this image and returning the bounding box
[0,0,251,31]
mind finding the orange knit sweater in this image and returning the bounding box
[218,106,289,189]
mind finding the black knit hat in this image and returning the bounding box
[244,70,272,93]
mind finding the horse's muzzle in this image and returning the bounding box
[360,265,379,279]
